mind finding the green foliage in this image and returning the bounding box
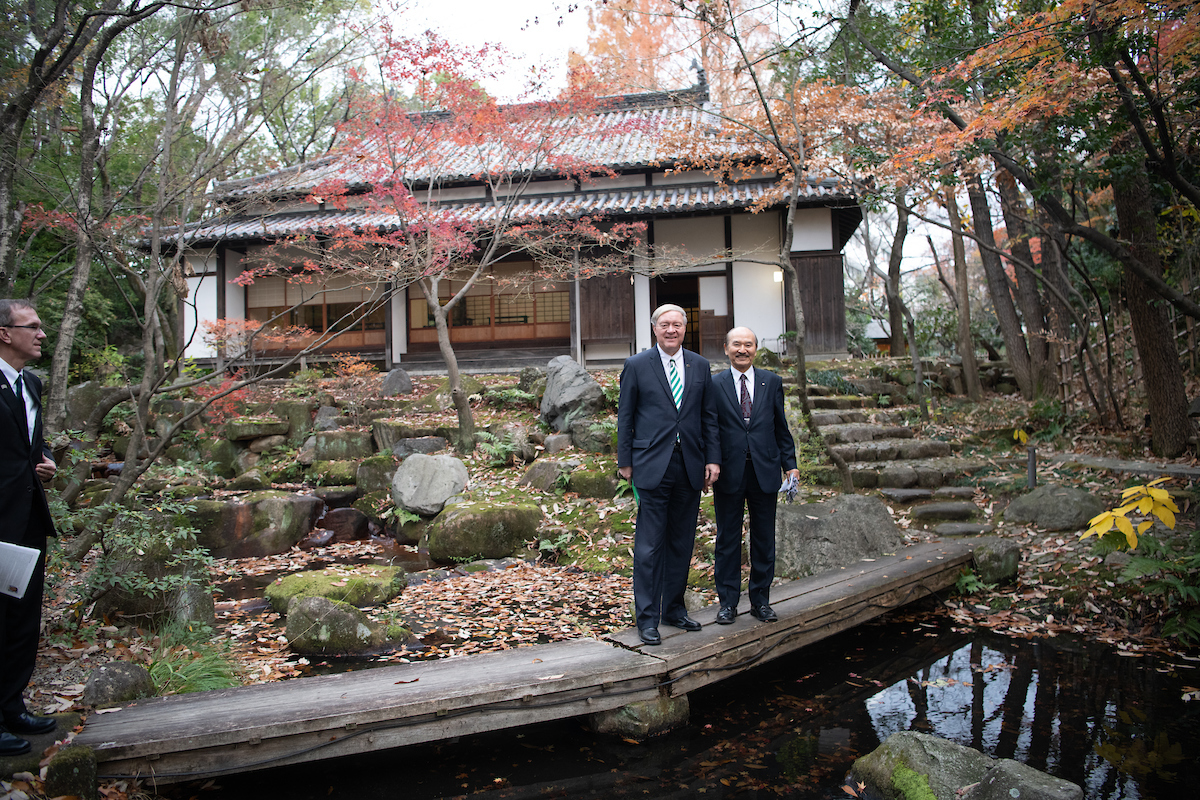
[806,369,857,395]
[1026,399,1085,443]
[601,380,621,410]
[477,430,518,467]
[590,418,618,450]
[955,569,996,595]
[149,622,239,695]
[537,530,574,563]
[891,765,937,800]
[483,387,537,408]
[71,345,128,385]
[1117,531,1200,646]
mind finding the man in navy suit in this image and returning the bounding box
[712,327,798,625]
[0,299,59,756]
[617,304,720,645]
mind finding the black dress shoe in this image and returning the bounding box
[3,712,57,735]
[0,730,31,756]
[638,627,662,645]
[665,615,701,631]
[715,606,736,624]
[750,604,778,622]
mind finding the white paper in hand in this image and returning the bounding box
[0,541,40,599]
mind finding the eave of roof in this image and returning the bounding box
[172,178,856,247]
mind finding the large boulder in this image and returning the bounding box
[381,367,414,396]
[315,430,374,461]
[192,491,323,558]
[540,356,605,432]
[1003,484,1106,531]
[568,417,613,454]
[568,469,618,499]
[414,374,485,413]
[775,494,905,579]
[313,405,343,431]
[323,507,371,541]
[427,500,543,563]
[972,537,1021,584]
[392,436,450,459]
[83,662,155,707]
[852,731,1082,800]
[67,380,107,428]
[519,459,580,493]
[91,522,215,627]
[587,694,689,739]
[391,453,469,515]
[265,565,406,612]
[285,596,401,656]
[356,454,397,493]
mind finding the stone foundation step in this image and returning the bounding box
[812,456,991,490]
[806,394,876,409]
[877,487,979,504]
[931,522,996,536]
[819,423,915,445]
[830,437,954,463]
[909,501,979,522]
[809,410,869,426]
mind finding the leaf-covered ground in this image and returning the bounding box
[14,370,1200,799]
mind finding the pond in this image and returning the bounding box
[163,602,1199,799]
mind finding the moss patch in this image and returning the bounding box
[265,565,406,612]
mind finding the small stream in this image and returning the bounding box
[164,602,1199,799]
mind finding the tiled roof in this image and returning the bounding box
[210,87,718,201]
[172,178,854,246]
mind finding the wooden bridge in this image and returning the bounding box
[73,539,977,786]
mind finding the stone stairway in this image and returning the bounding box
[804,400,994,492]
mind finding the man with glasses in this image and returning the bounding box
[0,299,58,755]
[617,304,720,645]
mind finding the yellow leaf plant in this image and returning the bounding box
[1081,478,1179,551]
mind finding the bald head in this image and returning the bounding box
[724,327,757,372]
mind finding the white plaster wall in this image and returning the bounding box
[583,173,647,191]
[732,212,781,265]
[584,342,631,362]
[226,250,246,321]
[732,262,784,351]
[434,185,490,201]
[634,273,651,352]
[184,275,217,359]
[185,252,217,275]
[791,207,832,252]
[391,287,408,359]
[698,276,727,316]
[653,169,719,186]
[655,217,725,270]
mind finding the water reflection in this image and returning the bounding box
[165,605,1198,799]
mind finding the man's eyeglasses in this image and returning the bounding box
[1,325,47,332]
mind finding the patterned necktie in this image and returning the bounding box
[740,373,752,422]
[12,371,29,443]
[668,358,683,408]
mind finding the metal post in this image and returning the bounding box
[1027,445,1037,488]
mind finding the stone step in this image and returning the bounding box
[820,423,915,445]
[909,501,979,522]
[812,456,991,490]
[809,410,868,426]
[877,486,980,505]
[807,395,875,409]
[830,437,954,463]
[931,522,996,536]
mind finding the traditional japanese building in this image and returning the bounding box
[172,84,860,368]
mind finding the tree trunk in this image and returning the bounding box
[886,187,908,356]
[1111,161,1192,457]
[421,277,476,453]
[996,169,1054,397]
[946,188,983,401]
[966,170,1034,398]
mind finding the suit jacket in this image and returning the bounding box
[617,346,720,491]
[0,369,56,544]
[712,367,797,494]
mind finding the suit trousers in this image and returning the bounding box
[632,448,700,630]
[1,534,45,718]
[713,458,777,609]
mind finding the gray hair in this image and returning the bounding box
[0,299,36,328]
[651,303,687,326]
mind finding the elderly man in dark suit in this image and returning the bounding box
[0,299,58,756]
[712,326,798,625]
[617,304,720,645]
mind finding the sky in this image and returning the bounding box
[402,0,596,100]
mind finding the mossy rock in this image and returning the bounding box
[413,374,486,413]
[427,500,544,563]
[315,429,374,461]
[567,468,618,499]
[225,415,290,441]
[356,453,398,493]
[313,459,359,485]
[197,437,239,478]
[264,565,406,613]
